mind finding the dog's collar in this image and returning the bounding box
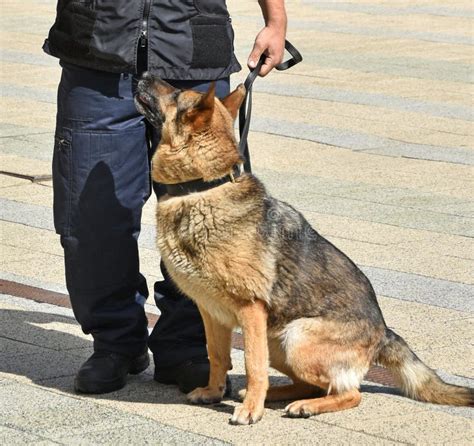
[165,166,242,197]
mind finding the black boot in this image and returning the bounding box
[74,351,150,394]
[154,358,232,395]
[149,267,232,395]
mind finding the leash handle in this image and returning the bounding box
[238,40,303,173]
[275,40,303,71]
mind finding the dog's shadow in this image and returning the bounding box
[0,308,401,417]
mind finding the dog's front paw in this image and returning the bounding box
[187,386,223,405]
[230,404,264,425]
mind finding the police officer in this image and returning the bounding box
[44,0,287,394]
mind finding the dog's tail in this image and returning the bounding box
[375,329,473,406]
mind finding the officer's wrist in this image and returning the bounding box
[259,0,287,31]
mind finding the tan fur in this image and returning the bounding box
[133,75,474,425]
[188,306,232,404]
[231,300,269,425]
[285,389,362,417]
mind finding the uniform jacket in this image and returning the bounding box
[43,0,241,79]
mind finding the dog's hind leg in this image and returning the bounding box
[280,320,371,417]
[285,388,361,417]
[240,339,325,402]
[283,352,366,417]
[283,347,366,417]
[238,381,324,402]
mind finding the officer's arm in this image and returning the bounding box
[248,0,287,76]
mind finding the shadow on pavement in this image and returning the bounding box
[0,308,401,418]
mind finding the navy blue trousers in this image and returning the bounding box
[53,61,230,366]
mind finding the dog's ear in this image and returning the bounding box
[183,82,216,129]
[200,81,216,111]
[221,84,246,120]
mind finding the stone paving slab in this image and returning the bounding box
[0,379,224,446]
[0,61,60,89]
[253,80,474,121]
[300,1,474,20]
[262,68,472,106]
[246,133,473,198]
[363,267,474,312]
[0,425,48,445]
[1,133,56,162]
[1,243,66,285]
[251,116,474,165]
[1,291,473,444]
[1,0,473,443]
[1,98,55,130]
[251,91,473,144]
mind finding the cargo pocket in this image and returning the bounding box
[53,125,148,237]
[190,15,232,68]
[52,129,73,235]
[86,126,147,174]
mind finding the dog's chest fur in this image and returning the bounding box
[156,176,275,327]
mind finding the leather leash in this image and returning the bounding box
[238,40,303,173]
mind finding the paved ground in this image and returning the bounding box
[1,0,473,444]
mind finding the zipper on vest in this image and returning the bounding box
[140,0,152,48]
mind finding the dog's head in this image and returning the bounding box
[135,72,246,184]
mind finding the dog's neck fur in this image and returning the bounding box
[153,103,242,184]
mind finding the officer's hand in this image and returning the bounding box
[247,25,286,77]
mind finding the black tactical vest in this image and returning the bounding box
[43,0,241,79]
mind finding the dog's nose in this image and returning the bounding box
[141,71,153,81]
[137,72,154,92]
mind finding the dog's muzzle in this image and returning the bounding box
[134,85,163,125]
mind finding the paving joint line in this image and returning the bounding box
[275,69,470,85]
[253,90,473,126]
[1,241,62,258]
[0,334,64,352]
[251,129,473,166]
[314,418,413,445]
[2,422,64,445]
[0,131,54,139]
[297,207,474,240]
[297,190,474,219]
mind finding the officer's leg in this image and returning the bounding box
[53,63,150,393]
[148,78,231,393]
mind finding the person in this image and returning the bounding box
[43,0,287,395]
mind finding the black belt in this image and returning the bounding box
[165,40,302,197]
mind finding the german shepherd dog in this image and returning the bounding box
[135,73,473,425]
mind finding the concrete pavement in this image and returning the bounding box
[1,0,473,444]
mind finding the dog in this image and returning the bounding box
[135,72,473,425]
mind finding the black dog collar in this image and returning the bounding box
[165,166,242,197]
